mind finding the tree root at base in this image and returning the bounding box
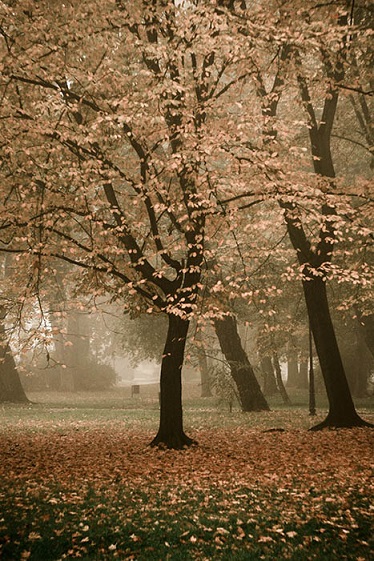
[149,431,198,450]
[310,414,374,431]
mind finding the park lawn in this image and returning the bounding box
[0,393,373,560]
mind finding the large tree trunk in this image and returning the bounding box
[150,313,195,449]
[214,315,270,412]
[0,341,29,403]
[303,278,371,429]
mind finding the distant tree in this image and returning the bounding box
[260,356,278,396]
[359,314,374,359]
[286,338,299,388]
[0,308,28,403]
[0,253,28,403]
[190,326,213,398]
[214,314,270,412]
[196,346,213,398]
[116,313,167,368]
[210,362,239,413]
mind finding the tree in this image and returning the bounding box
[214,314,270,411]
[200,256,270,410]
[358,314,374,358]
[281,3,372,428]
[256,324,292,405]
[260,356,278,396]
[340,320,373,397]
[196,345,213,397]
[244,1,373,428]
[0,307,28,403]
[286,338,299,388]
[0,0,261,447]
[0,251,29,403]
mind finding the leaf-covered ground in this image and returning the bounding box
[0,410,373,561]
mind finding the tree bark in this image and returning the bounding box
[261,355,278,396]
[0,339,28,404]
[272,350,291,405]
[303,278,371,429]
[150,313,196,449]
[197,348,213,397]
[0,296,28,403]
[214,315,270,412]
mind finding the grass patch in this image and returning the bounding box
[1,480,372,560]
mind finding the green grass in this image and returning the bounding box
[1,480,372,560]
[1,387,372,431]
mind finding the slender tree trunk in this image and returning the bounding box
[286,341,299,387]
[298,359,309,389]
[342,325,372,398]
[198,349,212,397]
[303,278,371,429]
[214,315,270,412]
[50,328,64,391]
[272,350,291,405]
[308,322,316,416]
[150,313,195,449]
[261,355,278,396]
[358,313,374,359]
[67,310,92,391]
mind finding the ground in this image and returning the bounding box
[0,390,373,560]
